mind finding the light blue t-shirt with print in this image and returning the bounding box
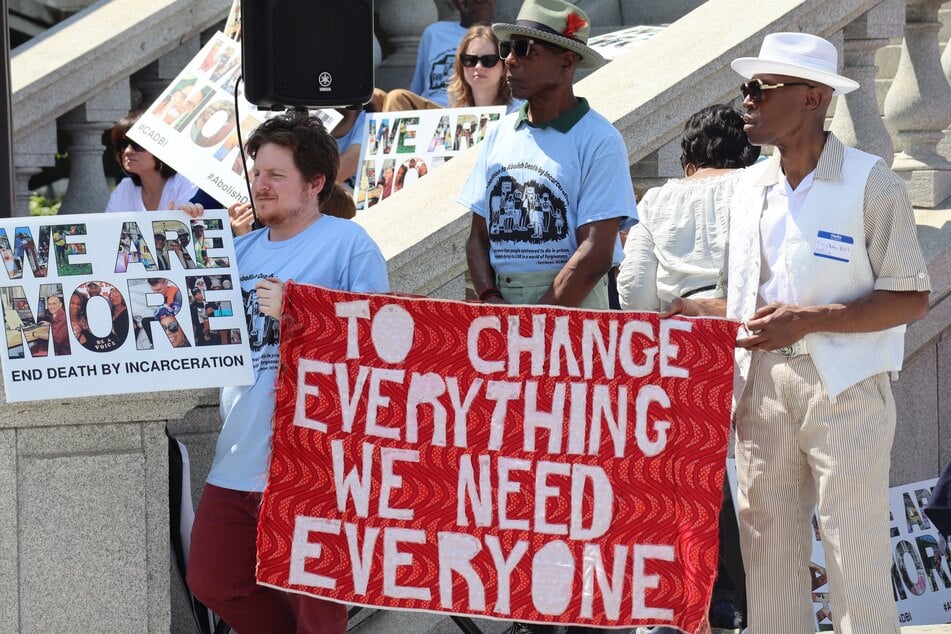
[459,99,638,274]
[207,215,389,492]
[412,21,467,107]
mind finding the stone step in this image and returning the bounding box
[347,608,951,634]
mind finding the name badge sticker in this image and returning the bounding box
[814,230,853,263]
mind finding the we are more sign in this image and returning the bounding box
[256,284,739,631]
[0,210,252,401]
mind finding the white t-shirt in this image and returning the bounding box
[459,100,638,274]
[105,173,199,212]
[411,22,467,107]
[207,215,389,492]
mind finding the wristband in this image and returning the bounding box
[479,287,503,301]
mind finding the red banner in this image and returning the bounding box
[257,284,739,631]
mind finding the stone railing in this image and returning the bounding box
[1,0,949,631]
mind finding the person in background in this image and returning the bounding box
[331,108,369,190]
[155,305,188,348]
[617,104,760,311]
[109,286,130,346]
[619,104,758,634]
[379,0,497,111]
[448,25,513,109]
[105,111,198,212]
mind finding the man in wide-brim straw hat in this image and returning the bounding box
[461,0,636,315]
[666,32,931,633]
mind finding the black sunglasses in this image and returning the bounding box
[460,53,500,68]
[498,38,549,59]
[163,321,180,333]
[740,78,815,103]
[117,138,145,152]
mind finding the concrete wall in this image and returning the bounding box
[0,389,217,633]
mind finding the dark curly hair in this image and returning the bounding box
[110,111,177,185]
[680,104,760,171]
[245,111,339,206]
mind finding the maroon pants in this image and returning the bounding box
[187,483,348,634]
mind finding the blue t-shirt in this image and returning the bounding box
[207,215,389,492]
[411,22,467,107]
[335,110,368,190]
[459,99,638,273]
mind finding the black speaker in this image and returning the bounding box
[241,0,375,109]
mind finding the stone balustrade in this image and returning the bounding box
[1,0,949,631]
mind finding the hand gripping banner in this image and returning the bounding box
[256,283,739,631]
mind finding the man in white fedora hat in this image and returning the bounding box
[461,0,636,313]
[666,32,931,633]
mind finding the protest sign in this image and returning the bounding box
[726,465,951,627]
[354,106,506,212]
[0,210,253,402]
[127,32,342,208]
[256,284,739,630]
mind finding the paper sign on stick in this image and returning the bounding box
[128,32,342,208]
[256,283,739,631]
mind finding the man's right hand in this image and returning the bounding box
[229,202,254,237]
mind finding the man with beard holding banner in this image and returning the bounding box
[461,0,637,313]
[460,1,636,631]
[186,112,389,633]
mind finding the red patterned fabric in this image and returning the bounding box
[257,283,739,632]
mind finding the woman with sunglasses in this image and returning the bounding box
[447,25,513,109]
[105,111,198,213]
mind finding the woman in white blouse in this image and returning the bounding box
[105,111,197,212]
[617,104,760,311]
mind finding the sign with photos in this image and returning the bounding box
[0,210,253,402]
[354,106,507,212]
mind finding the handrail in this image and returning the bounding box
[10,0,232,141]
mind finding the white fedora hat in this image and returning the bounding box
[731,32,859,96]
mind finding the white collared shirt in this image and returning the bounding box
[759,169,816,305]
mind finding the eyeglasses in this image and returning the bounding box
[498,38,549,59]
[740,78,815,103]
[117,138,145,152]
[460,53,500,68]
[162,321,180,333]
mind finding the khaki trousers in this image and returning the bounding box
[496,270,610,309]
[734,351,900,634]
